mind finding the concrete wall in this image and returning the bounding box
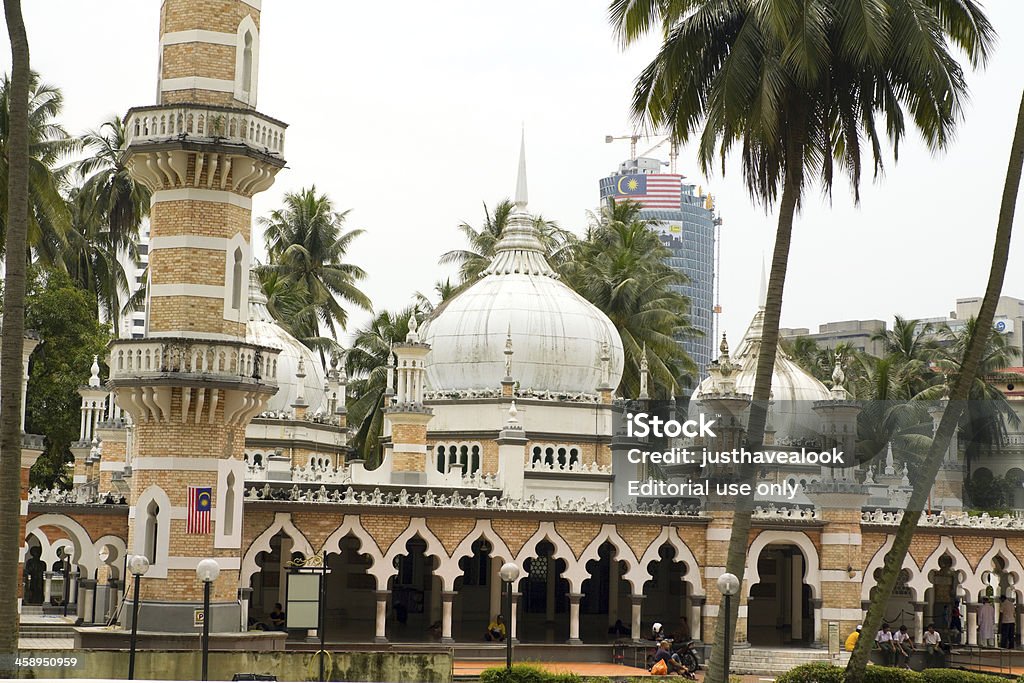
[16,650,452,682]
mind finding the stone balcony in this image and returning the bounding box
[125,104,286,157]
[108,338,280,387]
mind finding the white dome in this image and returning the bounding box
[422,144,623,394]
[246,276,327,413]
[692,307,830,437]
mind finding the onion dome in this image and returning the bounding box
[421,134,624,394]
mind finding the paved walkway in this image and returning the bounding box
[454,660,654,677]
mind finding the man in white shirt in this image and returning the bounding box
[876,623,895,666]
[1000,596,1016,649]
[894,625,914,669]
[924,623,943,666]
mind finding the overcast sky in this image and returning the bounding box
[4,1,1024,346]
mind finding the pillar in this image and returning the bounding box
[691,595,705,642]
[545,558,556,623]
[374,590,389,643]
[811,598,823,645]
[441,591,456,644]
[913,602,925,643]
[79,579,97,625]
[239,587,253,632]
[567,593,583,644]
[43,572,54,605]
[966,603,978,646]
[791,553,803,641]
[489,560,502,622]
[608,558,620,627]
[630,594,644,642]
[510,592,521,642]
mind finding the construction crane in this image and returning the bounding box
[604,133,678,173]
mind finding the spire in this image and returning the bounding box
[515,127,528,210]
[504,325,514,380]
[639,343,650,400]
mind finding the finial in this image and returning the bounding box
[639,343,650,400]
[89,355,101,387]
[832,353,845,387]
[296,356,306,378]
[719,333,730,359]
[507,400,519,425]
[504,325,514,379]
[406,308,420,343]
[515,128,528,211]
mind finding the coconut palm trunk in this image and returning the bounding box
[705,142,804,683]
[846,89,1024,683]
[0,0,30,672]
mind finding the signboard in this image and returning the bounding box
[285,572,321,630]
[828,622,840,655]
[194,609,205,627]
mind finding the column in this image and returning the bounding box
[608,559,619,627]
[510,592,521,643]
[545,559,556,623]
[489,561,502,622]
[690,595,705,642]
[374,590,389,643]
[1017,604,1024,650]
[912,602,925,643]
[791,553,803,641]
[79,579,97,625]
[43,572,54,604]
[239,587,253,632]
[630,594,644,643]
[441,591,456,644]
[567,593,583,644]
[811,598,823,645]
[966,603,978,646]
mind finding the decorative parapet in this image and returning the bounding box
[243,483,706,518]
[21,433,45,451]
[526,459,612,475]
[861,508,1024,529]
[752,504,821,521]
[425,388,600,404]
[125,104,286,157]
[109,338,279,385]
[245,460,500,490]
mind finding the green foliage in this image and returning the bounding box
[920,670,1006,683]
[776,663,845,683]
[24,268,111,488]
[479,664,579,683]
[863,667,922,683]
[781,664,1012,683]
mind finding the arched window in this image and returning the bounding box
[241,32,253,96]
[231,248,243,310]
[224,472,236,536]
[144,501,160,563]
[436,445,446,474]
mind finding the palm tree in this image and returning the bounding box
[258,186,371,366]
[561,199,697,396]
[255,269,342,362]
[64,188,130,328]
[849,91,1024,683]
[439,199,572,285]
[0,72,77,266]
[611,3,993,682]
[345,307,418,466]
[75,116,149,252]
[1,0,32,669]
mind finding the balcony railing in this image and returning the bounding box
[109,338,279,384]
[125,104,286,157]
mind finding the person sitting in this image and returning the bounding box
[923,623,943,665]
[651,640,689,677]
[894,625,914,669]
[876,623,895,666]
[428,621,442,640]
[674,616,692,642]
[608,618,630,637]
[269,603,286,631]
[652,621,666,642]
[485,615,506,642]
[845,625,861,652]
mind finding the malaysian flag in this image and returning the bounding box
[605,173,682,209]
[186,486,212,534]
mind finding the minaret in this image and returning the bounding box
[107,0,283,634]
[385,310,433,485]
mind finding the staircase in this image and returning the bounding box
[729,647,850,675]
[18,606,78,644]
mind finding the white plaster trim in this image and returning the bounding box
[165,556,240,571]
[392,444,428,454]
[161,29,235,46]
[703,604,746,618]
[132,458,222,472]
[233,15,259,106]
[745,530,821,600]
[20,500,28,516]
[240,0,261,9]
[160,76,235,93]
[821,532,862,545]
[821,608,865,620]
[150,235,231,252]
[151,188,252,210]
[704,566,726,578]
[821,569,862,582]
[150,283,225,300]
[222,233,250,322]
[706,528,732,541]
[215,459,245,549]
[72,475,86,484]
[99,461,126,471]
[240,512,314,589]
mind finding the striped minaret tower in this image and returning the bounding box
[108,0,284,633]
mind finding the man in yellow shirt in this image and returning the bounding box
[845,625,862,652]
[485,615,506,642]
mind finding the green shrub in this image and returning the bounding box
[863,666,923,683]
[922,670,1011,683]
[776,663,846,683]
[480,664,580,683]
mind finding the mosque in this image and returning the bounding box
[16,0,1024,660]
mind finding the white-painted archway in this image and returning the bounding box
[25,514,99,577]
[744,530,821,599]
[445,519,515,592]
[627,526,705,597]
[240,512,315,589]
[862,535,923,601]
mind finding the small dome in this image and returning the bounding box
[422,137,623,394]
[246,275,327,413]
[692,306,831,437]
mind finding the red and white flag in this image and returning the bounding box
[186,486,212,534]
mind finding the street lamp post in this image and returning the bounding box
[717,572,740,681]
[499,562,521,671]
[196,559,221,682]
[126,555,150,681]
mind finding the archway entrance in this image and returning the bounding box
[926,553,963,643]
[324,534,377,641]
[388,537,438,642]
[454,539,496,642]
[518,540,569,643]
[581,541,632,642]
[642,543,691,641]
[748,544,812,646]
